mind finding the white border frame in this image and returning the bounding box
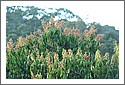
[1,1,124,84]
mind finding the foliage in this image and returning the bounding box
[88,22,119,56]
[6,19,119,79]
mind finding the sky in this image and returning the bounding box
[4,1,124,30]
[34,1,124,30]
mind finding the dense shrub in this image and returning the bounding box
[6,18,119,79]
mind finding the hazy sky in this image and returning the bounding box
[4,1,124,29]
[36,1,124,30]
